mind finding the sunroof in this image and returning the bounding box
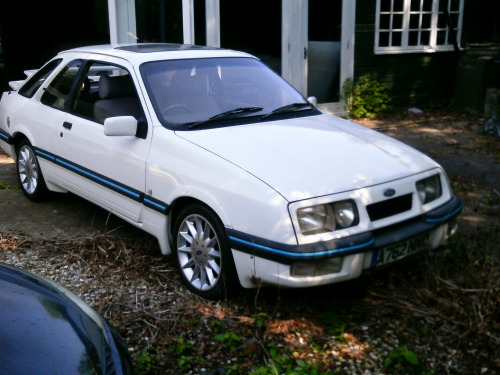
[115,43,220,53]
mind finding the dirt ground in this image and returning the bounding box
[357,111,500,231]
[1,110,499,239]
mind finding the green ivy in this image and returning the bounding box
[341,73,391,119]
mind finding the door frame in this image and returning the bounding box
[281,0,356,112]
[107,0,355,111]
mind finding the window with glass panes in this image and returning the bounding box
[375,0,464,54]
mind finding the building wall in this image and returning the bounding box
[354,0,459,107]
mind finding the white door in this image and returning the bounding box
[42,59,151,223]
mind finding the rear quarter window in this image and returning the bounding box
[40,60,82,110]
[19,59,62,98]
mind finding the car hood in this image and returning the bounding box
[176,114,438,202]
[0,263,130,375]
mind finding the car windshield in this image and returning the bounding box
[140,57,311,129]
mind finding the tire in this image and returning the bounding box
[173,204,238,300]
[16,139,49,201]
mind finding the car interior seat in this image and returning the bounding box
[93,74,144,124]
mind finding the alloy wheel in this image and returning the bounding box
[176,214,222,291]
[18,145,39,195]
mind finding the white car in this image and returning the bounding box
[0,44,461,299]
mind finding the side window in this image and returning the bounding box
[41,60,82,110]
[72,61,145,125]
[19,59,62,98]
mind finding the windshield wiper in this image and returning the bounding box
[261,102,314,120]
[186,107,263,129]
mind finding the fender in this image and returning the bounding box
[141,188,231,257]
[8,128,36,158]
[165,186,232,228]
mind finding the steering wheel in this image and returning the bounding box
[162,104,192,117]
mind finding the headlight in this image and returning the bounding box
[297,204,336,235]
[416,174,442,204]
[333,200,357,228]
[297,199,358,235]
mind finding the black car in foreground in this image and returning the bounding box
[0,262,132,375]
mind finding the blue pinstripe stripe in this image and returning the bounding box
[34,147,172,213]
[56,159,141,199]
[143,198,167,210]
[229,236,374,258]
[425,206,462,223]
[34,149,56,161]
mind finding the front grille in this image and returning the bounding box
[367,193,413,221]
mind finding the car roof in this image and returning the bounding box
[59,43,256,64]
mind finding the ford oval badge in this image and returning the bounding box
[384,189,396,197]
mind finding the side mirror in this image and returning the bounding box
[103,116,138,137]
[307,96,318,108]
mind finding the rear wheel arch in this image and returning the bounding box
[11,133,29,160]
[16,138,49,201]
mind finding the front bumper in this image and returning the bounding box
[229,196,461,288]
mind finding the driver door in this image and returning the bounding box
[44,59,151,223]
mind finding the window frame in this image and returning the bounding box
[374,0,464,54]
[19,59,63,98]
[69,59,148,139]
[40,59,84,111]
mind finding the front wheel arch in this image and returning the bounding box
[168,196,231,246]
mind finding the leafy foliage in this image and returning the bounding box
[214,331,242,351]
[253,312,269,330]
[341,73,391,119]
[134,348,154,372]
[250,343,333,375]
[384,346,431,374]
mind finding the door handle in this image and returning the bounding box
[63,121,73,130]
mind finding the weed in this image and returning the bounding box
[251,343,333,375]
[385,346,419,367]
[134,348,154,372]
[169,337,192,355]
[421,325,429,335]
[211,319,222,328]
[178,355,207,369]
[384,346,431,374]
[321,311,347,340]
[484,195,496,205]
[253,312,269,330]
[0,182,18,190]
[214,331,242,351]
